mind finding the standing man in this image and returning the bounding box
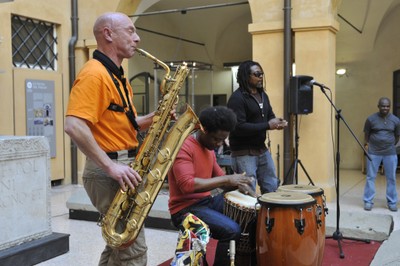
[363,97,400,212]
[65,12,156,265]
[168,106,256,266]
[227,60,287,194]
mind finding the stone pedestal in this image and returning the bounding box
[0,136,69,265]
[67,186,176,231]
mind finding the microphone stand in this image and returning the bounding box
[317,83,371,258]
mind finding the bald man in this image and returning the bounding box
[65,12,151,265]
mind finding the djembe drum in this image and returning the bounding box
[223,190,260,256]
[256,191,319,266]
[277,184,327,266]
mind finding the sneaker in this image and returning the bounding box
[388,205,398,212]
[364,203,372,211]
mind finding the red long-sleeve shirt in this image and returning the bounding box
[168,135,225,215]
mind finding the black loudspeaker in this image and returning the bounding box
[289,75,314,114]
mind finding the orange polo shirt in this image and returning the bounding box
[66,59,139,152]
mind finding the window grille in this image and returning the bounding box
[11,15,58,71]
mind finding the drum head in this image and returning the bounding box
[258,191,315,207]
[278,184,323,196]
[225,189,259,209]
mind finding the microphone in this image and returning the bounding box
[308,80,330,90]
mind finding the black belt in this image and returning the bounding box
[106,149,136,160]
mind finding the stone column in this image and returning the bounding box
[248,0,340,199]
[291,1,339,200]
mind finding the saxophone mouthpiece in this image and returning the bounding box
[135,48,145,56]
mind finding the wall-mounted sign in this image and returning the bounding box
[26,79,56,158]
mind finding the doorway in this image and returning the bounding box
[393,69,400,117]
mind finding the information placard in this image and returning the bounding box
[26,79,56,158]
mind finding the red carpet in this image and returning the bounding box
[322,238,381,266]
[159,238,381,266]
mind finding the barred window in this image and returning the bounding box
[11,15,58,71]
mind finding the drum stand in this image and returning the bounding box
[284,113,315,185]
[229,240,235,266]
[317,83,371,258]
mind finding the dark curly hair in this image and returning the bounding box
[236,60,264,90]
[199,106,237,133]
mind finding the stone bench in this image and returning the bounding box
[66,187,176,231]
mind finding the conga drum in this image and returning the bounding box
[223,190,260,255]
[278,185,327,266]
[256,192,319,266]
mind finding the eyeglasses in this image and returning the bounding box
[251,72,264,78]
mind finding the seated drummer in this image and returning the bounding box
[168,106,256,266]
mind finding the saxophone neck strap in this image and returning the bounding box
[93,49,124,80]
[93,49,140,131]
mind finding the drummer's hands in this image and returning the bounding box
[228,174,257,197]
[238,183,258,198]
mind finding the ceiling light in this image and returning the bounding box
[336,68,347,76]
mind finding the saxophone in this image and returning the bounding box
[101,48,202,249]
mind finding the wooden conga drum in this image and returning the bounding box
[278,184,327,266]
[223,190,260,255]
[256,192,319,266]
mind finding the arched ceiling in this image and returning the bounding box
[336,0,400,63]
[133,0,251,67]
[132,0,400,67]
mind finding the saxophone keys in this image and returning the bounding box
[148,168,162,184]
[163,93,170,100]
[135,191,151,207]
[157,148,171,163]
[121,200,130,212]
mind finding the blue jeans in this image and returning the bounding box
[364,154,398,207]
[231,151,279,194]
[171,194,241,266]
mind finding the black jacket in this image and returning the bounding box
[227,87,276,151]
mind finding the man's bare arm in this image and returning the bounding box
[64,115,141,190]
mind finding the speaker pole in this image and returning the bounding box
[284,113,315,185]
[285,75,315,185]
